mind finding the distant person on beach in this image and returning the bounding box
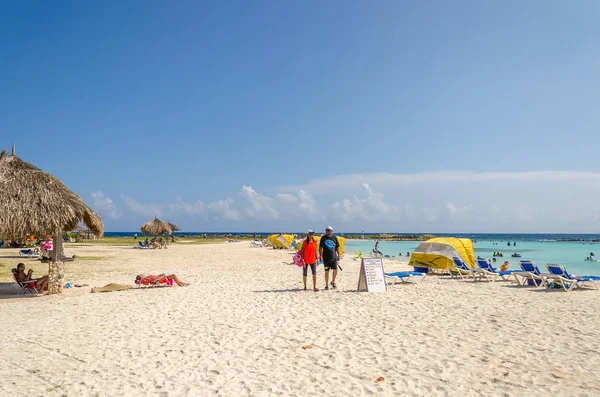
[16,263,49,292]
[136,273,188,286]
[41,238,53,257]
[300,230,319,292]
[406,252,410,257]
[319,226,340,290]
[134,233,137,240]
[374,241,383,257]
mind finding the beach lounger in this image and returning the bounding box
[545,264,600,291]
[19,249,40,258]
[513,261,546,287]
[251,241,265,248]
[450,257,487,280]
[476,258,518,281]
[134,241,151,249]
[449,257,474,279]
[11,269,40,295]
[385,271,426,284]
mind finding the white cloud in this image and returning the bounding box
[206,198,241,221]
[91,191,119,219]
[167,197,206,216]
[111,170,600,232]
[275,189,319,219]
[276,193,298,203]
[281,170,600,195]
[421,208,439,223]
[446,203,472,219]
[240,185,279,220]
[122,195,163,218]
[330,183,399,222]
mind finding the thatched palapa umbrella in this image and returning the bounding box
[166,221,180,241]
[167,222,180,233]
[141,217,171,238]
[0,145,104,294]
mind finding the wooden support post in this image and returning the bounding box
[48,230,64,294]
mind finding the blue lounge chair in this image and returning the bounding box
[514,261,546,287]
[545,264,600,291]
[385,271,426,284]
[476,258,519,281]
[450,257,487,280]
[134,241,150,249]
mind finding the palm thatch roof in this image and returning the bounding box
[0,149,104,240]
[141,217,171,235]
[167,222,181,232]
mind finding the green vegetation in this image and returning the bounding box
[64,235,254,247]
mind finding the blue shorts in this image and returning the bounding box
[303,263,317,276]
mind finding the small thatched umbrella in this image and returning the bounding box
[167,222,180,233]
[140,217,171,238]
[0,145,104,294]
[166,221,180,242]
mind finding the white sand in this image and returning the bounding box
[1,242,600,396]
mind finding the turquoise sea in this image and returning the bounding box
[346,239,600,276]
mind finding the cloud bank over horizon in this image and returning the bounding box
[90,171,600,233]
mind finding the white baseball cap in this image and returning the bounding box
[307,229,314,234]
[325,226,333,231]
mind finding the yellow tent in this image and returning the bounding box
[295,236,345,255]
[267,234,295,249]
[408,237,474,270]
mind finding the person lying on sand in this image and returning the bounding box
[16,263,49,292]
[136,273,189,286]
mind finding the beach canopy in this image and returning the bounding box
[408,237,474,270]
[267,234,295,249]
[140,217,171,236]
[0,148,104,240]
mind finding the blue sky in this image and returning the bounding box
[2,1,600,233]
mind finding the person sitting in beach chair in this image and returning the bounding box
[14,263,49,293]
[143,238,150,248]
[135,273,189,287]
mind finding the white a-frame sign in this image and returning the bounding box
[357,257,387,293]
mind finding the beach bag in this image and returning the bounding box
[293,251,303,267]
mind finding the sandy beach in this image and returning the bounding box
[1,241,600,396]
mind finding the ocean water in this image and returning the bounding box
[346,238,600,276]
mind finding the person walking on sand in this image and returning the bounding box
[319,226,340,290]
[301,230,319,292]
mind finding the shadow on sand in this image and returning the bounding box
[0,282,42,300]
[253,288,305,293]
